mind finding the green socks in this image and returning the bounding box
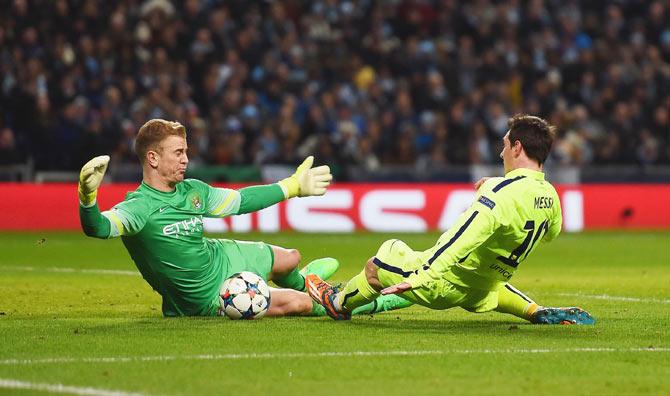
[273,268,306,291]
[352,294,414,315]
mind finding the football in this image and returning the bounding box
[219,271,271,319]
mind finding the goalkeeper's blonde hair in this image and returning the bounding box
[135,119,187,164]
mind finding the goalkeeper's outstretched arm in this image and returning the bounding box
[78,156,113,239]
[207,156,333,217]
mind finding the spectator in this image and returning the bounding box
[0,0,669,173]
[0,128,23,166]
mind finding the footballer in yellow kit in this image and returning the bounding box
[307,114,595,325]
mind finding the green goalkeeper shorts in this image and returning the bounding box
[218,239,275,281]
[373,239,498,313]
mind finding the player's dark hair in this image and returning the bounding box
[135,119,187,164]
[507,114,556,165]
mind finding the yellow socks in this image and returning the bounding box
[337,270,380,312]
[495,284,539,320]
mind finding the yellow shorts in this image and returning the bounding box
[373,239,498,313]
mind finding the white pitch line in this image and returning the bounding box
[0,266,138,276]
[0,378,149,396]
[1,347,668,366]
[556,292,670,305]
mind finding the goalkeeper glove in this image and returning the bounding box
[78,155,110,207]
[277,156,332,198]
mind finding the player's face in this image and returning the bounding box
[500,131,513,173]
[156,135,189,184]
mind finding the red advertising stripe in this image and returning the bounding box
[577,185,670,229]
[0,183,669,231]
[0,183,135,230]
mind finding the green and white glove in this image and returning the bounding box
[78,155,110,207]
[277,156,333,198]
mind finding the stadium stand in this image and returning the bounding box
[1,0,669,181]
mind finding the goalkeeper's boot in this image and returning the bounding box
[305,274,351,321]
[530,307,595,325]
[300,257,340,281]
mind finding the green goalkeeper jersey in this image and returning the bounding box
[97,179,283,316]
[406,168,562,291]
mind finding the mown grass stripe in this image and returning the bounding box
[0,266,138,276]
[1,347,668,366]
[0,378,149,396]
[555,292,670,304]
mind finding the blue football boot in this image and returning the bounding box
[530,307,596,325]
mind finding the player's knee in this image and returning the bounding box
[273,248,301,274]
[288,249,301,267]
[365,258,382,291]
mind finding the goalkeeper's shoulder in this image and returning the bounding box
[180,178,222,197]
[181,178,208,189]
[110,189,157,216]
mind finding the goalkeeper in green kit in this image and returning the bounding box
[307,114,595,324]
[78,119,406,317]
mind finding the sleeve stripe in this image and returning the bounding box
[102,211,125,236]
[426,211,479,266]
[492,176,526,192]
[212,191,238,215]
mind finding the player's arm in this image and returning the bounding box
[543,191,563,243]
[78,156,145,239]
[205,156,332,217]
[78,156,113,239]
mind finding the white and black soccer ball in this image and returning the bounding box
[219,271,271,319]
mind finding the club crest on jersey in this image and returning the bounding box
[191,195,202,210]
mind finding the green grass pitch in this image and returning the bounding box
[1,231,669,395]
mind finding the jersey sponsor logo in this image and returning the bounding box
[489,263,513,280]
[159,206,168,213]
[534,196,554,209]
[162,216,204,237]
[478,196,496,210]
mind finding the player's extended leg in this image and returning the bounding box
[307,259,420,320]
[495,283,596,325]
[305,257,381,320]
[268,246,338,291]
[494,283,540,321]
[265,288,315,317]
[335,257,414,314]
[351,294,414,315]
[335,257,385,314]
[307,239,430,320]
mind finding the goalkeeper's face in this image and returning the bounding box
[155,135,189,184]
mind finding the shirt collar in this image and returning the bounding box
[505,167,545,181]
[139,181,179,197]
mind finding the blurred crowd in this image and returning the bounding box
[1,0,670,172]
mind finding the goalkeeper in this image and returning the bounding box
[78,118,372,317]
[307,114,595,325]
